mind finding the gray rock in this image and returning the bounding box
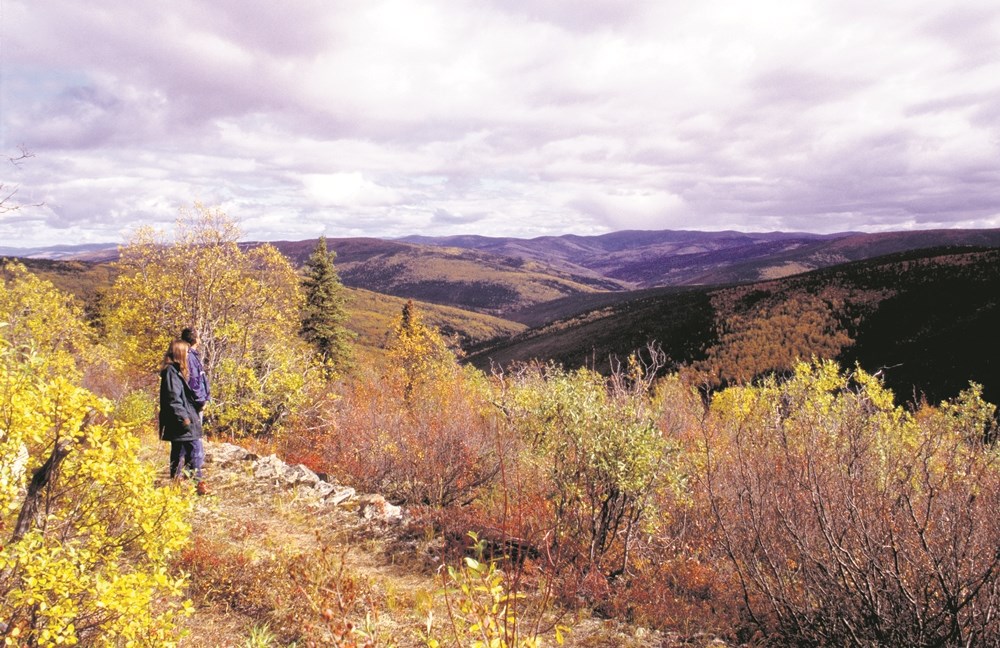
[204,442,256,466]
[355,493,404,523]
[252,454,324,488]
[252,454,287,482]
[313,480,338,499]
[327,485,356,506]
[285,463,321,487]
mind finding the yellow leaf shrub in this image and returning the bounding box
[102,204,313,436]
[1,276,191,646]
[0,262,92,380]
[703,360,1000,645]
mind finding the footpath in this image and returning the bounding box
[174,441,712,648]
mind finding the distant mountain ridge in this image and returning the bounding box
[0,242,118,261]
[401,228,1000,287]
[8,227,1000,319]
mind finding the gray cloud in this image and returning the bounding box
[431,208,487,226]
[1,0,999,247]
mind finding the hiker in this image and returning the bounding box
[181,327,210,485]
[159,339,205,485]
[181,327,210,418]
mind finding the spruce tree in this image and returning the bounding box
[301,236,353,374]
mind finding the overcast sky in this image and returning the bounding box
[2,0,1000,247]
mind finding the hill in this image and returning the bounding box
[266,237,627,316]
[1,255,525,360]
[12,228,1000,319]
[344,286,526,357]
[0,256,115,316]
[403,228,1000,287]
[466,285,716,372]
[469,246,1000,406]
[402,229,840,287]
[9,229,1000,401]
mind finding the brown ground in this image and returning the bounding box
[147,439,717,648]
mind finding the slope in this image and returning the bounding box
[470,247,1000,406]
[404,228,1000,288]
[266,237,628,316]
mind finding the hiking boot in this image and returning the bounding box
[196,481,209,496]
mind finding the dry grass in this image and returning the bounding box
[138,433,709,648]
[171,449,430,647]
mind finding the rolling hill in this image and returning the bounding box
[344,286,526,358]
[468,246,1000,406]
[403,228,1000,288]
[11,227,1000,320]
[263,237,627,316]
[1,255,525,361]
[7,229,1000,407]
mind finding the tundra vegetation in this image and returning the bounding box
[1,206,998,647]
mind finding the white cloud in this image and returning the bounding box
[1,0,999,247]
[302,173,401,207]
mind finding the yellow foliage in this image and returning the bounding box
[701,360,1000,645]
[384,300,457,400]
[0,346,191,646]
[102,204,312,436]
[425,533,559,648]
[0,262,92,379]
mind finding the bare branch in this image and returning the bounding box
[1,146,43,213]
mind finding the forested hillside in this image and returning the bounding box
[403,227,1000,287]
[476,246,1000,406]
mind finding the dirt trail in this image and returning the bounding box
[161,440,692,648]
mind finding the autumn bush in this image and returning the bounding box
[0,267,192,646]
[425,533,566,648]
[314,302,504,508]
[101,204,314,437]
[181,535,387,646]
[702,360,1000,646]
[494,354,678,583]
[586,372,745,636]
[0,262,92,379]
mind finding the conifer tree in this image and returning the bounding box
[301,236,353,374]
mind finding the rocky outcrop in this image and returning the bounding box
[202,441,397,521]
[354,493,405,524]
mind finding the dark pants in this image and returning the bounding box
[170,440,203,479]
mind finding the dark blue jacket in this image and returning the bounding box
[159,364,203,442]
[187,348,210,411]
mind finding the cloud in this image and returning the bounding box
[1,0,999,246]
[431,208,487,226]
[302,173,401,207]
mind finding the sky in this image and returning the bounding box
[1,0,1000,247]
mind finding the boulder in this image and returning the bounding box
[355,493,404,524]
[204,442,256,466]
[252,454,285,481]
[252,454,325,489]
[284,463,321,487]
[326,485,356,506]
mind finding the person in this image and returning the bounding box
[181,327,210,492]
[181,327,210,417]
[159,339,204,485]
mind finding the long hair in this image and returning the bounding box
[163,339,191,381]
